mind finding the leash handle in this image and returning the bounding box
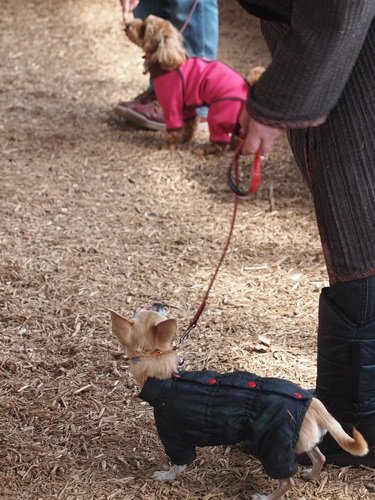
[227,144,262,197]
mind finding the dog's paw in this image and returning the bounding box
[153,470,175,482]
[251,494,269,500]
[203,143,230,156]
[153,464,186,482]
[301,468,315,481]
[165,130,183,149]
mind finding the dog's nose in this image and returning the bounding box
[151,302,167,316]
[124,23,131,32]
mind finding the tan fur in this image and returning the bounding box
[111,308,368,499]
[111,309,178,387]
[124,15,265,153]
[165,116,200,150]
[247,66,266,86]
[296,398,368,457]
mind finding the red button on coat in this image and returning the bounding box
[294,392,303,399]
[248,381,257,388]
[208,378,217,385]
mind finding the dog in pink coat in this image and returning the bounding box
[125,15,264,152]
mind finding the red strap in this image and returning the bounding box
[177,146,262,348]
[227,143,262,196]
[250,151,262,193]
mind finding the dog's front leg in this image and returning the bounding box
[153,464,187,482]
[251,477,294,500]
[165,130,183,149]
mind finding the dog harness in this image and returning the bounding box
[153,57,250,144]
[139,370,313,479]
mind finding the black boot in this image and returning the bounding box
[313,277,375,466]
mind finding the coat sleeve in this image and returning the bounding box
[154,72,185,130]
[154,409,197,466]
[248,1,375,128]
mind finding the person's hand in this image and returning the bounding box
[119,0,139,23]
[239,106,285,156]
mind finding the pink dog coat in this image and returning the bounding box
[153,57,250,144]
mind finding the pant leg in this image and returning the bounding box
[261,20,375,283]
[170,0,219,118]
[169,0,218,59]
[255,14,375,467]
[317,278,375,420]
[133,1,170,19]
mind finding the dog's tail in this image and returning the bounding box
[246,66,266,86]
[312,398,368,456]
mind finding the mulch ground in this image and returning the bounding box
[1,0,374,498]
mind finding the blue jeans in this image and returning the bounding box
[134,0,219,117]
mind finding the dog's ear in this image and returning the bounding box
[155,30,186,70]
[155,318,177,345]
[142,15,163,54]
[110,310,134,348]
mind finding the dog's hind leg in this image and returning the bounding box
[251,477,294,500]
[302,446,326,480]
[153,464,187,482]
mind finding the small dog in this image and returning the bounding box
[111,304,368,500]
[124,15,264,152]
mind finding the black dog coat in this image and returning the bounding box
[139,370,313,479]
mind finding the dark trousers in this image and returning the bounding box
[261,19,375,284]
[260,19,375,423]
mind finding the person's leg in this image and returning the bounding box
[133,0,169,19]
[170,0,219,119]
[169,0,218,59]
[313,278,375,466]
[262,20,375,466]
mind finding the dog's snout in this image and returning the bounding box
[151,302,167,316]
[124,23,131,32]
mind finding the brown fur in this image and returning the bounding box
[125,16,187,72]
[111,308,368,499]
[124,15,265,153]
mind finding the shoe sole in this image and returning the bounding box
[115,107,165,131]
[114,103,133,118]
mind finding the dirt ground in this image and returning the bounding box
[1,1,375,499]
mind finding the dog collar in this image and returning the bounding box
[129,349,163,365]
[128,350,185,368]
